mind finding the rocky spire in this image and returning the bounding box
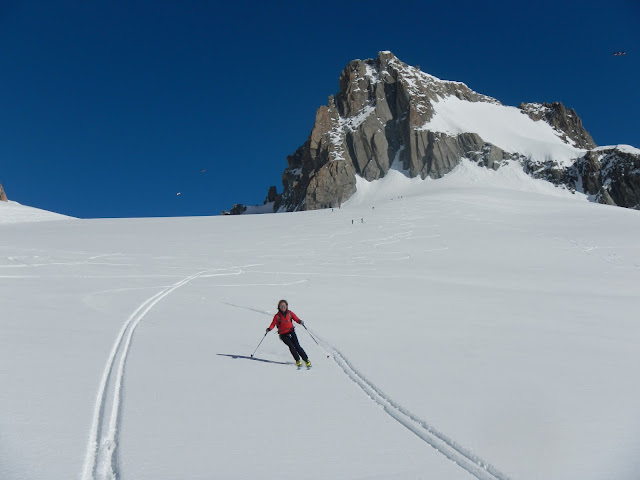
[0,183,7,202]
[269,51,506,212]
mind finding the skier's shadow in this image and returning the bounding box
[217,354,293,365]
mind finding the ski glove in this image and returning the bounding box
[266,328,271,334]
[299,320,304,325]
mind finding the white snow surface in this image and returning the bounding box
[346,160,586,208]
[0,200,72,224]
[421,96,586,165]
[1,167,639,480]
[593,144,640,155]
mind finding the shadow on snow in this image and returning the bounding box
[217,353,293,365]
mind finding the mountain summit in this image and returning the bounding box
[230,51,639,214]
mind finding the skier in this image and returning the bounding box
[266,300,311,369]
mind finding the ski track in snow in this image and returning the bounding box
[225,300,511,480]
[81,270,207,480]
[310,329,513,480]
[559,238,640,270]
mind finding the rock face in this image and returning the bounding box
[587,149,640,207]
[231,51,640,213]
[0,184,7,202]
[519,102,596,150]
[229,204,247,215]
[523,146,640,209]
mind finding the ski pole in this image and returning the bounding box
[302,323,320,345]
[251,331,268,358]
[302,323,330,358]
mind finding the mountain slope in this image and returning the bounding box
[0,200,73,224]
[230,51,639,213]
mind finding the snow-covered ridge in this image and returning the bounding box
[0,200,72,224]
[385,55,497,105]
[421,96,586,165]
[593,144,640,155]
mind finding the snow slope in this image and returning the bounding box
[421,96,585,165]
[0,200,72,224]
[1,166,639,480]
[593,144,640,155]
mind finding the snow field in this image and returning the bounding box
[0,200,71,224]
[1,165,639,479]
[421,97,586,165]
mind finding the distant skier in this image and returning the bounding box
[266,300,311,369]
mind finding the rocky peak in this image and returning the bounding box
[229,51,638,214]
[0,183,7,202]
[335,52,496,129]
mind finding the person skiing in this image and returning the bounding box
[266,300,311,369]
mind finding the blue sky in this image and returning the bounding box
[1,0,638,218]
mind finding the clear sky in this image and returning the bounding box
[1,0,638,218]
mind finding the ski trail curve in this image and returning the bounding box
[311,329,513,480]
[81,271,205,480]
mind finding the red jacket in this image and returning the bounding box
[269,310,302,335]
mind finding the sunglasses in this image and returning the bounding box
[279,304,287,309]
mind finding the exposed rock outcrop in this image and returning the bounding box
[229,51,639,213]
[525,146,640,209]
[570,147,640,208]
[0,184,7,202]
[229,204,247,215]
[519,102,596,150]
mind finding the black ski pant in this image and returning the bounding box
[279,330,308,362]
